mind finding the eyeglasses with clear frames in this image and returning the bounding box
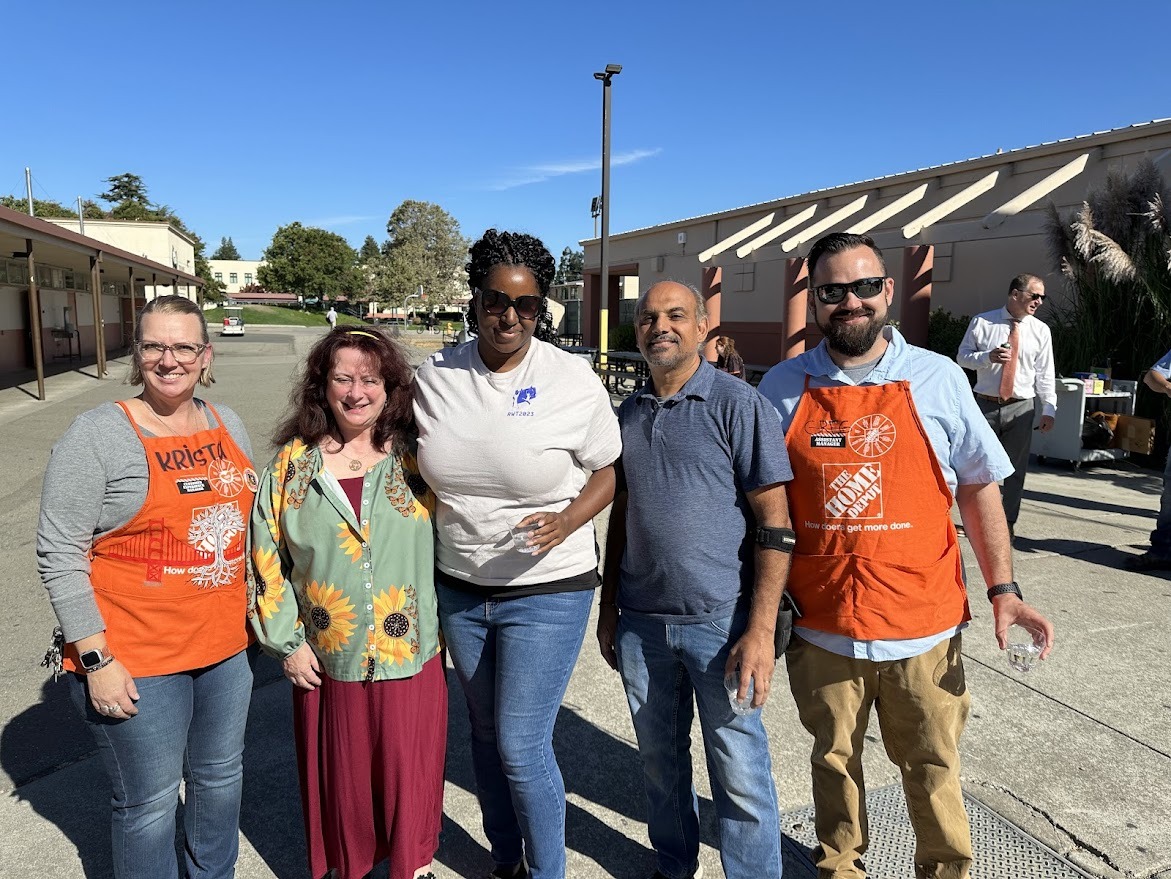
[330,376,383,389]
[137,342,207,364]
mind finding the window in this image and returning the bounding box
[244,273,252,285]
[214,272,223,282]
[229,273,238,284]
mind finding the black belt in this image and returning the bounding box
[976,393,1025,405]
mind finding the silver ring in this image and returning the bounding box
[110,704,122,713]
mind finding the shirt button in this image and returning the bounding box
[368,624,375,631]
[362,499,369,505]
[365,582,372,589]
[362,543,368,548]
[363,562,370,569]
[367,604,373,611]
[362,519,368,526]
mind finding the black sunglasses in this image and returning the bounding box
[1027,293,1047,302]
[476,288,543,320]
[811,276,887,305]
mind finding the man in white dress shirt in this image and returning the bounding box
[957,274,1056,537]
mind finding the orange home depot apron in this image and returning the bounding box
[65,401,257,677]
[785,379,970,640]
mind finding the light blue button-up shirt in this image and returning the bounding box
[757,326,1013,660]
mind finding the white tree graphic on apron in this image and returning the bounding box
[188,502,245,588]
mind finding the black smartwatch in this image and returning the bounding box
[986,581,1023,602]
[79,647,114,672]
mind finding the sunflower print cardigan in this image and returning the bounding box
[247,438,440,682]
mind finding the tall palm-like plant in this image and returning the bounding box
[1045,160,1171,454]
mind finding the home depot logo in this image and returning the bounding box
[823,462,883,519]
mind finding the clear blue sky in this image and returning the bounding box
[5,0,1169,261]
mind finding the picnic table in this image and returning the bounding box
[594,350,649,395]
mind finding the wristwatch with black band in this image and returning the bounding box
[986,581,1023,602]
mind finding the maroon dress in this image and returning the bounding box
[292,475,447,879]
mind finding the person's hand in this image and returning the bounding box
[724,626,776,709]
[517,512,573,556]
[86,660,140,718]
[596,604,619,671]
[1038,415,1055,433]
[282,642,322,689]
[990,346,1012,365]
[992,595,1055,660]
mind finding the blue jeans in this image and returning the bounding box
[616,610,783,879]
[68,649,253,879]
[1151,449,1171,555]
[437,582,593,879]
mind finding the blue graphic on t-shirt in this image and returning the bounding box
[509,386,537,417]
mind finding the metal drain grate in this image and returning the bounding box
[780,784,1095,878]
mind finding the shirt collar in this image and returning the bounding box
[804,325,907,385]
[634,357,714,405]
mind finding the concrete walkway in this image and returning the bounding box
[1,327,1167,878]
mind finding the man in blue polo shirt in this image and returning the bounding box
[597,280,794,879]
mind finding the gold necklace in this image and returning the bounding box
[141,399,200,436]
[347,456,364,472]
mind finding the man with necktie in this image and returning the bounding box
[957,274,1057,539]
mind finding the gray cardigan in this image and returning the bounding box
[36,400,253,642]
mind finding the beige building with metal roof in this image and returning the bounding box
[0,206,203,399]
[581,119,1171,366]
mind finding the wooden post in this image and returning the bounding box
[26,239,46,401]
[91,254,106,377]
[783,257,808,361]
[701,266,722,360]
[900,244,933,346]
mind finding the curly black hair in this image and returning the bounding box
[465,228,560,345]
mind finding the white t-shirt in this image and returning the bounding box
[413,338,621,587]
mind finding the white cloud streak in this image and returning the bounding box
[485,148,663,190]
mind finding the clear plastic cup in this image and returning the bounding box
[510,521,541,554]
[724,668,757,715]
[1005,622,1047,672]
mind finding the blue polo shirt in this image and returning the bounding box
[617,359,793,622]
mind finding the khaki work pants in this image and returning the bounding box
[786,633,973,879]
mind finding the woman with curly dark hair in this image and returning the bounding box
[248,327,445,879]
[413,229,621,879]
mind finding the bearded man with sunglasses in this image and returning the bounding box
[758,233,1054,879]
[956,273,1056,539]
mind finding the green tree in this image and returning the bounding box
[359,235,381,263]
[99,173,150,207]
[0,195,78,218]
[554,247,584,283]
[379,200,469,307]
[258,222,361,300]
[211,236,242,260]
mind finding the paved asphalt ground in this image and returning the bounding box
[0,326,1168,878]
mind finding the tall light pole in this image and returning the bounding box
[594,63,621,358]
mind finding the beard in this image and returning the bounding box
[818,306,886,358]
[642,334,694,370]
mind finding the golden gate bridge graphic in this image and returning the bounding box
[104,502,246,588]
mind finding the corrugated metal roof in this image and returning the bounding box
[0,205,204,285]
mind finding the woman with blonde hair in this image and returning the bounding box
[38,294,255,879]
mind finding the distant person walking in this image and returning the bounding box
[957,274,1056,539]
[1126,348,1171,570]
[326,306,338,329]
[714,335,745,378]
